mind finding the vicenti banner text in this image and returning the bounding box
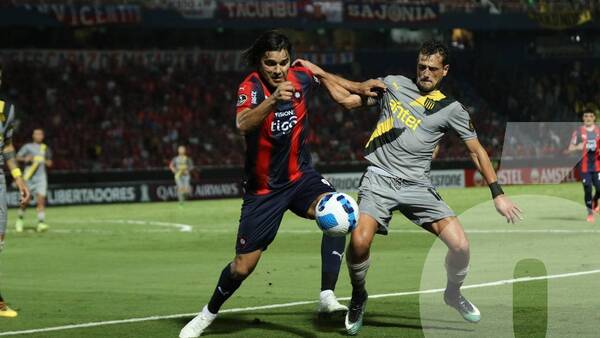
[20,4,142,26]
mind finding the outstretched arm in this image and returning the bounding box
[464,138,522,223]
[293,59,385,110]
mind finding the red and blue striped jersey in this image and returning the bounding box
[571,125,600,173]
[236,66,319,195]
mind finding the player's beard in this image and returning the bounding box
[416,78,438,93]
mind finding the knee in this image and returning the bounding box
[448,238,470,256]
[350,233,372,261]
[230,259,257,280]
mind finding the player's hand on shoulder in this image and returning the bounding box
[292,59,324,77]
[273,81,294,102]
[359,79,386,97]
[493,195,523,224]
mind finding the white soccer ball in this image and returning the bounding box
[315,192,359,237]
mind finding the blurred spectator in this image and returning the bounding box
[2,50,598,171]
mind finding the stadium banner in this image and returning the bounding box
[19,4,142,26]
[322,173,364,192]
[218,0,299,19]
[465,167,580,187]
[430,169,465,188]
[323,170,465,192]
[166,0,217,19]
[0,49,353,71]
[344,2,439,24]
[6,179,242,207]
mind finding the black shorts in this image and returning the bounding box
[235,170,335,254]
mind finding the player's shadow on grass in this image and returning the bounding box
[174,315,318,337]
[312,312,472,335]
[537,215,585,221]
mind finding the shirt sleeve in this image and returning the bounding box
[448,103,477,141]
[17,144,28,157]
[236,79,258,114]
[4,103,15,146]
[302,67,320,87]
[369,76,389,107]
[570,130,579,145]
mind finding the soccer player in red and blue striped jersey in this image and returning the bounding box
[568,107,600,222]
[180,31,384,337]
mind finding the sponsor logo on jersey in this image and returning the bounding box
[390,99,422,131]
[271,115,298,134]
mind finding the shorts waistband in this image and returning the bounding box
[367,166,424,186]
[367,166,395,178]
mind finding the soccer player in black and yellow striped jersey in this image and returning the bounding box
[16,129,52,232]
[169,145,194,206]
[0,66,31,318]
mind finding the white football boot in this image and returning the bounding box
[179,305,217,338]
[318,290,348,314]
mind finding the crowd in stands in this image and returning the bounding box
[2,49,598,171]
[6,0,594,15]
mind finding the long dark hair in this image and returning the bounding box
[242,30,292,67]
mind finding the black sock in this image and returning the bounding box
[207,263,243,314]
[321,272,339,292]
[446,280,462,297]
[0,291,4,302]
[320,234,346,291]
[584,184,593,212]
[351,283,367,300]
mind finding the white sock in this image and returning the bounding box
[37,211,45,223]
[202,305,217,319]
[320,289,334,300]
[347,258,371,288]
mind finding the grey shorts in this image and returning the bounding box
[27,179,48,197]
[0,177,6,235]
[176,175,191,190]
[358,169,455,235]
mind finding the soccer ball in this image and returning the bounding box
[315,192,359,237]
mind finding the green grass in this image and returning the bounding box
[1,183,599,337]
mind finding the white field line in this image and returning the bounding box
[1,268,599,336]
[55,219,192,232]
[50,218,600,235]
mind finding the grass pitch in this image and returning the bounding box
[1,183,599,337]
